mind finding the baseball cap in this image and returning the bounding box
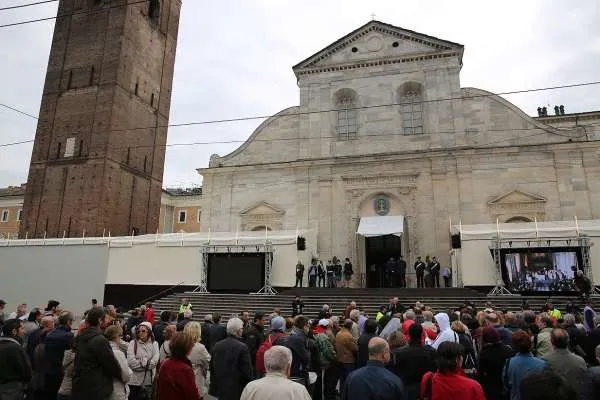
[318,319,329,327]
[0,300,6,306]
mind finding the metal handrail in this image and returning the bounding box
[136,281,186,306]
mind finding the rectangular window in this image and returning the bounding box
[336,108,357,140]
[197,209,201,223]
[178,210,187,223]
[17,209,22,221]
[64,137,76,157]
[1,210,8,222]
[402,99,424,135]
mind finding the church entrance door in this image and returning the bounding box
[365,235,402,288]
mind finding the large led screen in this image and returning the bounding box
[502,248,581,292]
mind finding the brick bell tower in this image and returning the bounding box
[20,0,182,238]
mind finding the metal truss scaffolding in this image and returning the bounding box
[192,246,210,293]
[193,242,276,295]
[252,247,277,295]
[489,237,514,296]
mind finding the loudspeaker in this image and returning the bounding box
[451,234,461,249]
[297,236,306,251]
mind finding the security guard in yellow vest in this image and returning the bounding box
[179,298,193,314]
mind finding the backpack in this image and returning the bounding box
[256,332,286,373]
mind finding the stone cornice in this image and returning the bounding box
[295,51,459,77]
[198,140,600,176]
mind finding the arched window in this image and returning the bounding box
[399,82,423,135]
[251,225,272,232]
[334,89,358,140]
[505,216,533,223]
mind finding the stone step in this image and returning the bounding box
[150,289,598,322]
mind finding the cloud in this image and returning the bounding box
[0,0,599,188]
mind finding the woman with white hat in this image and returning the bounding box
[126,321,159,400]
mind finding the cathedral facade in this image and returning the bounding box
[198,21,600,287]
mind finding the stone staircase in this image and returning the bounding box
[151,288,599,321]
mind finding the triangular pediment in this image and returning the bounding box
[239,201,285,216]
[293,20,463,74]
[488,190,546,205]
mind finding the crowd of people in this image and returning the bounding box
[1,295,600,400]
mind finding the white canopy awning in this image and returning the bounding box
[356,216,404,237]
[452,220,600,240]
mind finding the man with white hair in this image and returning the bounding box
[344,301,357,319]
[318,304,332,320]
[209,317,253,400]
[349,309,361,341]
[241,346,311,400]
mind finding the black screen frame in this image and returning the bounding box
[207,252,265,292]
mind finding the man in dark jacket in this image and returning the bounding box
[476,327,513,400]
[429,256,441,288]
[26,315,55,364]
[152,311,171,347]
[72,307,121,400]
[201,314,213,347]
[0,319,32,400]
[292,296,304,317]
[413,257,426,288]
[343,337,406,400]
[207,313,227,353]
[358,318,378,368]
[43,311,74,399]
[209,317,253,400]
[384,257,397,287]
[176,309,193,331]
[295,260,305,287]
[245,312,266,376]
[285,316,311,386]
[397,256,407,288]
[388,297,405,316]
[388,324,436,400]
[124,308,143,340]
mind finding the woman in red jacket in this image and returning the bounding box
[420,342,485,400]
[156,332,201,400]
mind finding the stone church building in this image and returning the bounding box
[198,21,600,287]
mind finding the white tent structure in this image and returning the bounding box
[451,219,600,290]
[0,229,317,312]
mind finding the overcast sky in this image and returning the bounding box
[0,0,599,188]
